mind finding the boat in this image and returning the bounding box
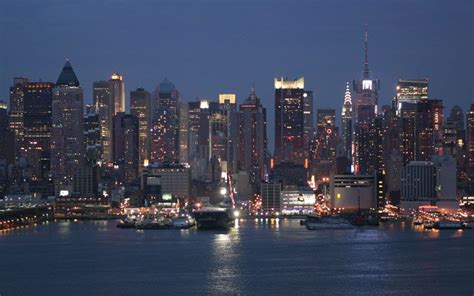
[413,218,423,225]
[423,221,434,229]
[172,216,195,229]
[433,221,472,230]
[116,218,136,228]
[305,215,353,230]
[136,217,173,230]
[193,207,234,230]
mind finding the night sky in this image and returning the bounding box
[0,0,472,150]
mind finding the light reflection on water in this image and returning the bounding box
[0,219,472,295]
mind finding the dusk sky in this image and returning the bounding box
[0,0,472,148]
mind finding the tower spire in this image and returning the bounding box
[363,27,370,79]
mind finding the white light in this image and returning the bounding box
[220,187,227,196]
[233,210,240,218]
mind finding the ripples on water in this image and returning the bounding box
[0,219,473,296]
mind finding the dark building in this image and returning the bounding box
[84,110,101,165]
[9,77,28,161]
[113,113,139,183]
[467,104,474,193]
[416,99,443,161]
[274,77,307,165]
[151,79,180,163]
[130,87,152,171]
[23,81,54,181]
[239,88,267,185]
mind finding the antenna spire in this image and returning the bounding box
[363,26,370,79]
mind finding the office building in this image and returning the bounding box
[274,77,308,165]
[113,113,139,183]
[340,82,353,163]
[467,104,474,193]
[8,77,28,160]
[238,87,267,185]
[151,79,180,163]
[130,87,152,170]
[396,79,428,109]
[261,182,281,213]
[51,60,85,193]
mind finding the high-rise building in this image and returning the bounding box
[340,82,353,163]
[352,31,379,119]
[274,77,308,165]
[51,60,85,193]
[187,99,213,180]
[83,110,101,166]
[416,99,443,161]
[151,79,180,163]
[178,102,189,164]
[396,79,428,110]
[399,102,417,164]
[8,77,28,160]
[352,31,379,174]
[218,93,239,175]
[93,80,112,164]
[93,74,125,165]
[313,109,338,179]
[238,87,267,185]
[467,104,474,193]
[109,73,125,115]
[113,113,139,183]
[23,81,54,180]
[130,87,151,170]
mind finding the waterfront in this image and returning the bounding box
[0,220,473,296]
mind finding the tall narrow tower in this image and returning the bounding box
[340,82,353,163]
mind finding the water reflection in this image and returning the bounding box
[207,229,242,295]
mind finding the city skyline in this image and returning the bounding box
[0,1,472,151]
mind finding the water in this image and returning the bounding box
[0,219,473,296]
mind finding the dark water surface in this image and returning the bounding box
[0,219,473,296]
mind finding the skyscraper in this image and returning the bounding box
[8,77,28,161]
[130,87,152,170]
[352,30,379,173]
[93,74,125,165]
[113,113,139,183]
[416,99,443,161]
[109,73,125,115]
[51,60,85,193]
[93,80,112,164]
[274,77,307,165]
[218,93,239,175]
[151,79,180,163]
[340,82,353,163]
[467,104,474,193]
[239,87,267,185]
[23,81,54,180]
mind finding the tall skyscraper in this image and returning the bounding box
[130,87,152,170]
[51,60,85,193]
[8,77,28,160]
[93,74,125,165]
[151,79,180,163]
[23,81,54,180]
[467,104,474,193]
[352,31,379,118]
[312,108,338,180]
[218,93,239,175]
[113,113,139,183]
[416,99,443,161]
[83,110,101,166]
[352,30,379,174]
[109,73,125,114]
[239,87,267,185]
[340,82,353,163]
[274,77,308,165]
[178,102,189,164]
[93,80,112,164]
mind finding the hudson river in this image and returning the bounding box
[0,219,473,295]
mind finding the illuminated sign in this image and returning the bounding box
[59,190,69,197]
[162,193,172,201]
